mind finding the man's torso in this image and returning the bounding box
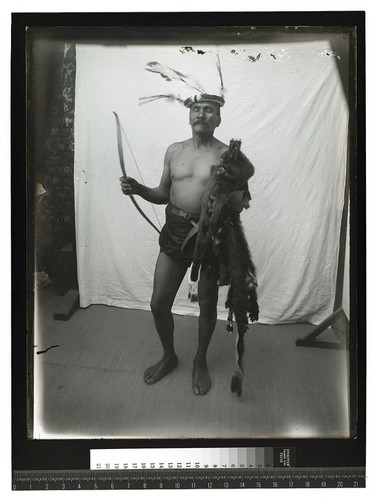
[168,138,227,214]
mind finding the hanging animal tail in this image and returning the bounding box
[190,260,201,283]
[188,266,199,303]
[231,324,246,396]
[223,219,259,396]
[248,282,260,323]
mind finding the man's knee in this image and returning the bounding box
[199,294,218,317]
[150,296,171,318]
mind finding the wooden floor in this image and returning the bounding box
[33,286,350,439]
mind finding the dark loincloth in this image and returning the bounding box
[159,203,200,265]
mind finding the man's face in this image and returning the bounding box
[189,102,221,134]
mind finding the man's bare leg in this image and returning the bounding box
[144,252,189,385]
[193,266,219,395]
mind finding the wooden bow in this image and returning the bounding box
[113,111,161,234]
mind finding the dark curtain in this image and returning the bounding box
[34,43,76,278]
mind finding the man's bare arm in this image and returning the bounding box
[120,145,174,204]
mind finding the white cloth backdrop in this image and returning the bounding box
[74,42,348,324]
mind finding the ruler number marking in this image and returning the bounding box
[13,467,366,489]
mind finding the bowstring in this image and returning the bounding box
[119,121,162,231]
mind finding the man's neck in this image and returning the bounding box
[191,132,216,149]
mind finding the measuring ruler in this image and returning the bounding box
[12,467,365,489]
[12,448,365,489]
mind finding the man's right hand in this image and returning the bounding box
[120,176,141,196]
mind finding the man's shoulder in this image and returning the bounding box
[213,140,229,160]
[215,139,229,151]
[168,139,191,149]
[165,140,191,156]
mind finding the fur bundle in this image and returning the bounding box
[191,139,254,281]
[191,139,259,396]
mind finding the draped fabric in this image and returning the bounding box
[35,43,76,277]
[74,42,348,324]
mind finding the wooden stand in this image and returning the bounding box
[295,307,348,350]
[54,288,79,321]
[296,137,350,350]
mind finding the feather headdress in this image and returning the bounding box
[138,94,185,106]
[145,61,206,93]
[139,54,226,107]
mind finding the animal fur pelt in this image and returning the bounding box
[190,139,259,396]
[190,139,254,281]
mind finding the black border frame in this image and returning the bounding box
[12,10,366,475]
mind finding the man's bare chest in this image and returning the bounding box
[170,149,222,182]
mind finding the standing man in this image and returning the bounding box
[121,94,249,395]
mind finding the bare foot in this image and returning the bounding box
[192,359,211,395]
[144,354,178,385]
